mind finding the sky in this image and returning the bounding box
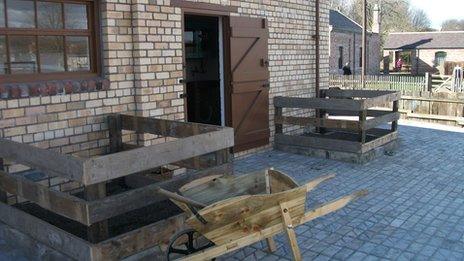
[409,0,464,30]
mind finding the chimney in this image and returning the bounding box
[372,4,381,34]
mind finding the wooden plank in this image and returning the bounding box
[363,112,401,130]
[325,89,396,98]
[0,138,84,183]
[279,202,302,261]
[275,115,360,131]
[327,109,392,117]
[108,114,123,153]
[120,114,219,138]
[0,170,90,225]
[87,163,232,224]
[275,134,361,153]
[363,91,401,109]
[361,131,398,154]
[82,128,234,185]
[264,169,277,253]
[0,202,95,261]
[274,96,363,111]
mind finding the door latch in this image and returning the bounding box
[260,58,269,67]
[179,93,188,99]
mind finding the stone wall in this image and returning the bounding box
[330,30,380,75]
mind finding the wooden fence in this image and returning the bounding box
[330,74,431,92]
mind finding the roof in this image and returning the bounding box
[384,31,464,50]
[329,9,362,34]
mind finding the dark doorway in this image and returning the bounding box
[184,15,222,126]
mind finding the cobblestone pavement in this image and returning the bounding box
[1,123,464,260]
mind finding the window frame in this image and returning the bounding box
[0,0,101,83]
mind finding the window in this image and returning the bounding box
[338,47,343,69]
[435,51,447,67]
[0,0,99,82]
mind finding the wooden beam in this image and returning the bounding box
[0,170,90,225]
[325,89,397,99]
[120,114,219,138]
[274,96,363,111]
[391,101,399,132]
[275,107,283,134]
[84,183,109,243]
[0,138,84,182]
[363,112,400,131]
[359,110,367,143]
[327,109,393,117]
[279,202,302,261]
[170,0,238,13]
[363,91,401,109]
[0,202,95,261]
[82,127,234,185]
[275,115,360,131]
[0,159,6,203]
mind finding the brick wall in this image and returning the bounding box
[0,0,330,173]
[329,30,380,75]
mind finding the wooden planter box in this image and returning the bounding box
[274,89,401,163]
[0,114,234,260]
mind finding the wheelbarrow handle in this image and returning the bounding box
[156,187,207,209]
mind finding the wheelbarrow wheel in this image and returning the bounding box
[166,228,215,261]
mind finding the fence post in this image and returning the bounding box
[425,72,432,91]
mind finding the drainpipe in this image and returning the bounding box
[361,0,367,88]
[315,0,320,97]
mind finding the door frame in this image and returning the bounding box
[180,9,232,127]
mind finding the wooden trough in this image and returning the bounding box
[0,114,234,260]
[274,89,401,163]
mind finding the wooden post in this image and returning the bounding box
[279,201,302,261]
[275,106,283,134]
[0,158,6,203]
[84,183,108,243]
[391,101,399,132]
[359,110,367,143]
[425,72,432,91]
[108,114,123,154]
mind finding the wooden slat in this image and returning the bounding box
[361,131,398,153]
[274,96,363,111]
[363,112,401,130]
[363,91,401,109]
[84,183,108,243]
[275,115,360,131]
[275,134,361,153]
[0,138,84,182]
[279,201,302,261]
[120,114,219,138]
[0,202,95,261]
[327,109,393,117]
[325,89,396,98]
[108,114,123,153]
[170,0,238,13]
[0,170,90,225]
[82,127,234,185]
[87,163,232,224]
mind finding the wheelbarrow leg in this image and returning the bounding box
[265,169,277,253]
[279,201,302,261]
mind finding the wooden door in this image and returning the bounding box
[228,17,270,152]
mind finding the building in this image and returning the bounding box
[384,31,464,75]
[0,0,329,160]
[329,7,381,75]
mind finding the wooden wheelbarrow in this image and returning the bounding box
[158,168,367,261]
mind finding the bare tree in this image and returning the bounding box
[410,8,432,31]
[441,19,464,31]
